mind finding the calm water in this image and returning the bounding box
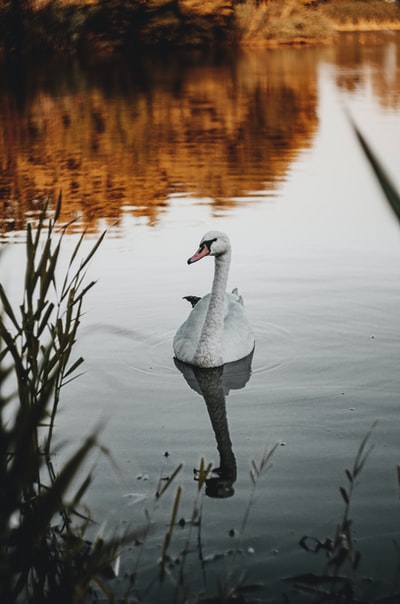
[1,32,400,601]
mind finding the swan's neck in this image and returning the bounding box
[193,250,231,367]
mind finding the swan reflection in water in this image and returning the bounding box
[174,351,253,499]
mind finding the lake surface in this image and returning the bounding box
[1,32,400,602]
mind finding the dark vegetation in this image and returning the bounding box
[1,0,400,55]
[0,0,235,54]
[0,197,127,603]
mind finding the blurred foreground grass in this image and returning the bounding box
[0,197,129,603]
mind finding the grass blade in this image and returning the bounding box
[156,463,183,499]
[159,485,182,581]
[0,284,20,330]
[350,117,400,224]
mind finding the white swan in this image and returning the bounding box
[173,231,255,368]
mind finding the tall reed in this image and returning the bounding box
[350,118,400,225]
[0,195,126,603]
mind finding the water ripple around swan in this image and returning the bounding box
[250,319,292,376]
[83,318,292,378]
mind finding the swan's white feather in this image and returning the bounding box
[173,291,254,366]
[173,231,255,368]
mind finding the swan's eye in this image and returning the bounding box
[203,237,217,252]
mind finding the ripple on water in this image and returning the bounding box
[88,323,180,376]
[86,318,293,378]
[250,319,292,375]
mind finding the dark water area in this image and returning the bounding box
[1,32,400,602]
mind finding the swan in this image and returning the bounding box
[173,231,255,368]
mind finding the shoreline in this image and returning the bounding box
[239,18,400,49]
[334,20,400,32]
[213,20,400,50]
[1,2,400,56]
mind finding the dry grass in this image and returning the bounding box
[235,0,334,44]
[320,0,400,26]
[235,0,400,46]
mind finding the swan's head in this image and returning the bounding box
[187,231,231,265]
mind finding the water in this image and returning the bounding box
[1,32,400,601]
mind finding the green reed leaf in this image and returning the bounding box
[339,486,349,504]
[54,191,62,222]
[81,230,106,272]
[63,356,84,380]
[156,463,183,499]
[68,231,86,269]
[38,239,60,302]
[70,472,93,510]
[345,469,353,484]
[37,302,55,337]
[25,222,34,299]
[352,421,376,479]
[20,434,97,538]
[250,459,259,479]
[160,485,182,581]
[60,231,105,304]
[4,375,55,492]
[0,283,20,331]
[71,280,97,308]
[351,118,400,224]
[0,322,24,378]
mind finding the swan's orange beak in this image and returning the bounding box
[187,244,210,265]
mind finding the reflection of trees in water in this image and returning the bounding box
[2,35,399,235]
[333,32,400,109]
[175,352,253,499]
[0,48,318,234]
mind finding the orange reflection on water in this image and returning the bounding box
[333,31,400,110]
[0,47,321,235]
[2,34,400,236]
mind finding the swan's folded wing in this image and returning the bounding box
[222,295,255,363]
[173,295,210,364]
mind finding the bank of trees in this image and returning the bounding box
[0,0,236,53]
[0,0,400,55]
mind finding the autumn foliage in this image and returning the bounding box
[0,0,400,53]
